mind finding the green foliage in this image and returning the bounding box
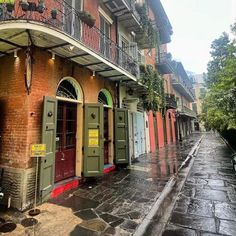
[139,65,165,111]
[135,4,159,49]
[202,27,236,131]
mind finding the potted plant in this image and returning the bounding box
[20,0,29,11]
[37,0,45,13]
[6,0,15,12]
[51,8,57,19]
[79,11,95,28]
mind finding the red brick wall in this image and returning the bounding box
[0,51,29,168]
[148,111,156,153]
[0,48,115,169]
[156,111,165,148]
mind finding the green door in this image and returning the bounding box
[40,96,57,201]
[84,104,104,177]
[115,108,129,164]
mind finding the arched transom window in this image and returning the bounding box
[98,89,113,108]
[56,77,83,102]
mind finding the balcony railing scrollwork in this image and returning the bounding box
[0,0,139,77]
[165,93,177,109]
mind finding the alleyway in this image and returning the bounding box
[0,134,201,236]
[148,133,236,236]
[1,133,235,236]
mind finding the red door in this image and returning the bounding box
[55,101,77,182]
[104,108,109,165]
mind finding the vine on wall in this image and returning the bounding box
[135,3,160,50]
[139,64,165,111]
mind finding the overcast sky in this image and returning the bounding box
[161,0,236,74]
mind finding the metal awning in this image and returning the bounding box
[121,80,149,95]
[103,0,141,31]
[0,22,136,82]
[172,82,195,102]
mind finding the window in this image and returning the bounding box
[56,80,78,100]
[100,15,111,57]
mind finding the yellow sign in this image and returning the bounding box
[89,129,99,138]
[88,129,99,147]
[31,144,46,157]
[89,138,99,147]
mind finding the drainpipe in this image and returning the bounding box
[115,15,121,109]
[115,82,120,108]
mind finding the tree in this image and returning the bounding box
[202,26,236,131]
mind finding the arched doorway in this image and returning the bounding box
[55,77,83,182]
[98,89,113,165]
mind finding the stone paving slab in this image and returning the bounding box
[161,133,236,236]
[0,133,201,236]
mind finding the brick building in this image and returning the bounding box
[0,0,181,210]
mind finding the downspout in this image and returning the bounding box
[115,15,120,108]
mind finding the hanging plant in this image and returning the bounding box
[51,8,57,19]
[37,0,45,14]
[135,3,160,50]
[79,11,96,28]
[139,64,165,111]
[20,0,29,11]
[6,0,15,12]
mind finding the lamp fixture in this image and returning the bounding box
[51,52,55,60]
[69,45,75,51]
[92,71,95,77]
[14,49,18,58]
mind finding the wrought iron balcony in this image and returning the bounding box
[165,93,177,109]
[172,76,195,102]
[178,106,197,118]
[172,61,195,102]
[103,0,140,31]
[157,52,173,75]
[0,0,139,78]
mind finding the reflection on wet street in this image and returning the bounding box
[49,133,202,235]
[157,133,236,236]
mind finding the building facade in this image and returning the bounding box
[0,0,193,210]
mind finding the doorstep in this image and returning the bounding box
[51,177,80,198]
[103,164,116,174]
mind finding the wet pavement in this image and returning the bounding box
[49,133,201,236]
[159,133,236,236]
[0,133,201,236]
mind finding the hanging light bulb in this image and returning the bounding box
[51,52,55,60]
[69,45,75,51]
[92,71,95,77]
[14,49,18,58]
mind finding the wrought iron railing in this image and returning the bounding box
[172,74,195,100]
[165,93,177,109]
[0,0,139,77]
[157,52,172,66]
[127,0,141,22]
[178,105,196,118]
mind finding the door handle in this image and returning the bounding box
[61,152,65,161]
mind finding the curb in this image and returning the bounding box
[133,135,204,236]
[219,134,236,154]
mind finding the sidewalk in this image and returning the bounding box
[0,133,201,236]
[159,133,236,236]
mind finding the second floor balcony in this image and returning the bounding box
[178,106,197,118]
[156,52,173,75]
[0,0,139,81]
[165,93,177,109]
[172,76,195,102]
[103,0,141,31]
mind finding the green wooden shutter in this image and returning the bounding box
[40,96,57,201]
[115,108,129,164]
[84,104,104,177]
